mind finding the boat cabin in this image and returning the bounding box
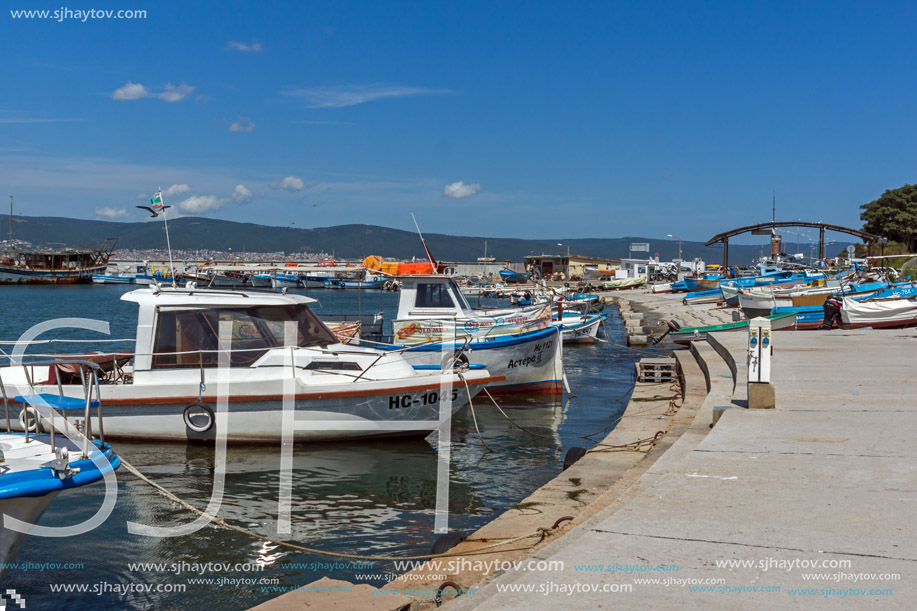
[396,276,474,320]
[121,287,338,375]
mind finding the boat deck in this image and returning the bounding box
[0,433,97,476]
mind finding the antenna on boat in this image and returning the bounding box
[158,187,177,288]
[772,192,776,224]
[411,212,438,271]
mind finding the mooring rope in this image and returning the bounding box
[579,373,683,441]
[588,430,667,454]
[118,457,563,562]
[461,374,494,453]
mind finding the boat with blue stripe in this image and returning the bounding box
[0,359,121,582]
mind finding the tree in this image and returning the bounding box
[861,184,917,251]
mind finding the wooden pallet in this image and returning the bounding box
[635,357,678,383]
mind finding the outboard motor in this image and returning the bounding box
[652,319,682,344]
[822,296,843,329]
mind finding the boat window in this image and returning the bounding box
[152,305,337,369]
[304,360,362,371]
[415,283,455,308]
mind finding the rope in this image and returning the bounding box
[118,457,560,561]
[461,374,493,453]
[588,430,666,454]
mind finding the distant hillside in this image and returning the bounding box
[4,215,838,265]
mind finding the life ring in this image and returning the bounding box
[182,402,214,433]
[18,406,42,433]
[441,350,471,370]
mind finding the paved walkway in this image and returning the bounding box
[449,328,916,610]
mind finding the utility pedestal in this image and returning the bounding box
[748,317,775,409]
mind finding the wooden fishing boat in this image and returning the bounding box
[668,312,798,345]
[1,239,117,285]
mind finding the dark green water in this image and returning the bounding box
[0,284,665,609]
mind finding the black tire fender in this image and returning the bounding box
[183,402,215,433]
[563,446,587,470]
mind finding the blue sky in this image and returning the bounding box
[2,1,916,245]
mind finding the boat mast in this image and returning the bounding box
[158,186,177,288]
[8,195,12,248]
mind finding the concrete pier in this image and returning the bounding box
[444,301,916,609]
[254,289,915,610]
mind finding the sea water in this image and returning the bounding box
[0,284,665,609]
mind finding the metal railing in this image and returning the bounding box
[0,359,104,459]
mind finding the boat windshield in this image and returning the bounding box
[152,304,337,368]
[414,282,456,308]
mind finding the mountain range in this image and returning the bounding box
[4,215,845,265]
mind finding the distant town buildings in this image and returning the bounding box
[110,248,343,263]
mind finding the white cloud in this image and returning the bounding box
[290,119,356,126]
[271,176,305,192]
[112,81,150,101]
[158,82,195,103]
[176,194,225,213]
[280,84,451,108]
[95,206,128,218]
[164,184,190,197]
[230,117,256,132]
[227,40,263,52]
[232,184,253,203]
[442,181,482,199]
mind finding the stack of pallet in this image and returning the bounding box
[635,357,677,383]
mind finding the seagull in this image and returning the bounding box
[136,205,172,218]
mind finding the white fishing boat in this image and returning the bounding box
[271,272,302,289]
[555,309,603,344]
[92,263,145,285]
[134,264,184,287]
[840,295,917,329]
[0,288,501,443]
[0,360,120,582]
[737,277,856,318]
[389,276,564,395]
[249,274,274,288]
[602,277,646,290]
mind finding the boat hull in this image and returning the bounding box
[92,275,135,284]
[602,277,646,290]
[557,314,603,344]
[0,437,119,582]
[0,265,106,285]
[271,275,302,289]
[8,375,498,443]
[840,297,917,329]
[670,313,798,345]
[0,492,60,582]
[395,327,564,396]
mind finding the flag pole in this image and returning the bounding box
[159,186,177,288]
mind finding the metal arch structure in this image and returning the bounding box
[704,221,880,269]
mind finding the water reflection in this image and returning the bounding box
[2,285,660,610]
